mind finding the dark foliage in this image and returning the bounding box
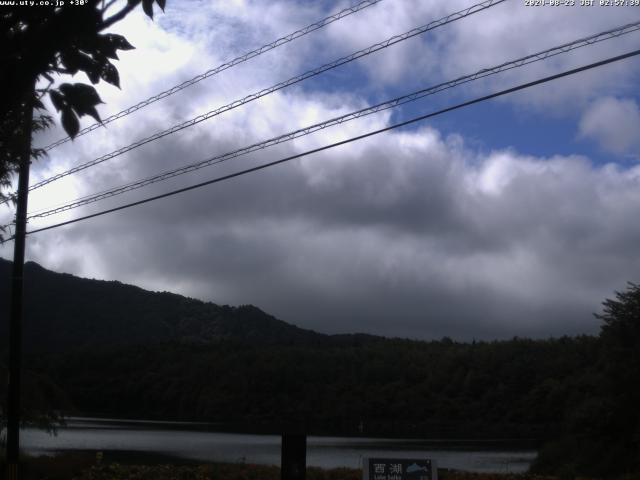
[532,283,640,477]
[0,259,598,440]
[0,0,165,207]
[0,360,71,438]
[2,259,638,476]
[0,259,322,352]
[29,336,599,443]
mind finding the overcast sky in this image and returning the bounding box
[2,0,640,340]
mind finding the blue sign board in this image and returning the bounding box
[363,458,437,480]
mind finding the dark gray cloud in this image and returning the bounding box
[16,124,640,340]
[2,0,640,341]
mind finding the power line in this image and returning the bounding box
[39,0,385,151]
[26,0,505,193]
[12,48,639,240]
[24,20,640,220]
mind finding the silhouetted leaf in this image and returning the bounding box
[49,90,65,112]
[58,83,103,122]
[32,113,53,132]
[64,51,102,84]
[59,83,103,108]
[87,69,101,84]
[60,51,80,75]
[111,34,135,51]
[60,108,79,138]
[91,51,110,69]
[83,106,101,123]
[142,0,154,18]
[95,34,119,60]
[100,63,120,88]
[95,34,135,60]
[0,0,167,200]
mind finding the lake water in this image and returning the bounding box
[22,418,537,473]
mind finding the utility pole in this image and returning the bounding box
[5,79,35,480]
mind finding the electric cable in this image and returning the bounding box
[24,20,640,220]
[5,48,636,242]
[40,0,386,151]
[26,0,506,194]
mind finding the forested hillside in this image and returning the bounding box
[30,335,598,442]
[0,258,322,352]
[1,259,638,476]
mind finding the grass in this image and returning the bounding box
[1,452,560,480]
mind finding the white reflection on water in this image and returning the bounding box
[22,419,537,473]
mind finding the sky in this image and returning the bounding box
[2,0,640,340]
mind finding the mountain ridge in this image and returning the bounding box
[0,257,328,352]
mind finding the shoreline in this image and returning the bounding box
[38,416,542,450]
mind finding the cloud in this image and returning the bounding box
[579,96,640,156]
[3,0,640,341]
[13,119,640,340]
[326,0,640,112]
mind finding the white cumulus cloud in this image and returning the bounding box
[3,0,640,340]
[579,96,640,156]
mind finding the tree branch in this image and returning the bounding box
[100,1,140,31]
[101,0,119,14]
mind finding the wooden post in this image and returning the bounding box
[281,432,306,480]
[5,79,35,480]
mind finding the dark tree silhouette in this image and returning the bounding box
[0,0,168,448]
[598,282,640,349]
[595,283,640,474]
[533,283,640,477]
[0,0,166,208]
[0,360,72,445]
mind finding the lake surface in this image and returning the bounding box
[22,418,537,473]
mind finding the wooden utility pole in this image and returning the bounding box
[5,80,35,480]
[281,432,307,480]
